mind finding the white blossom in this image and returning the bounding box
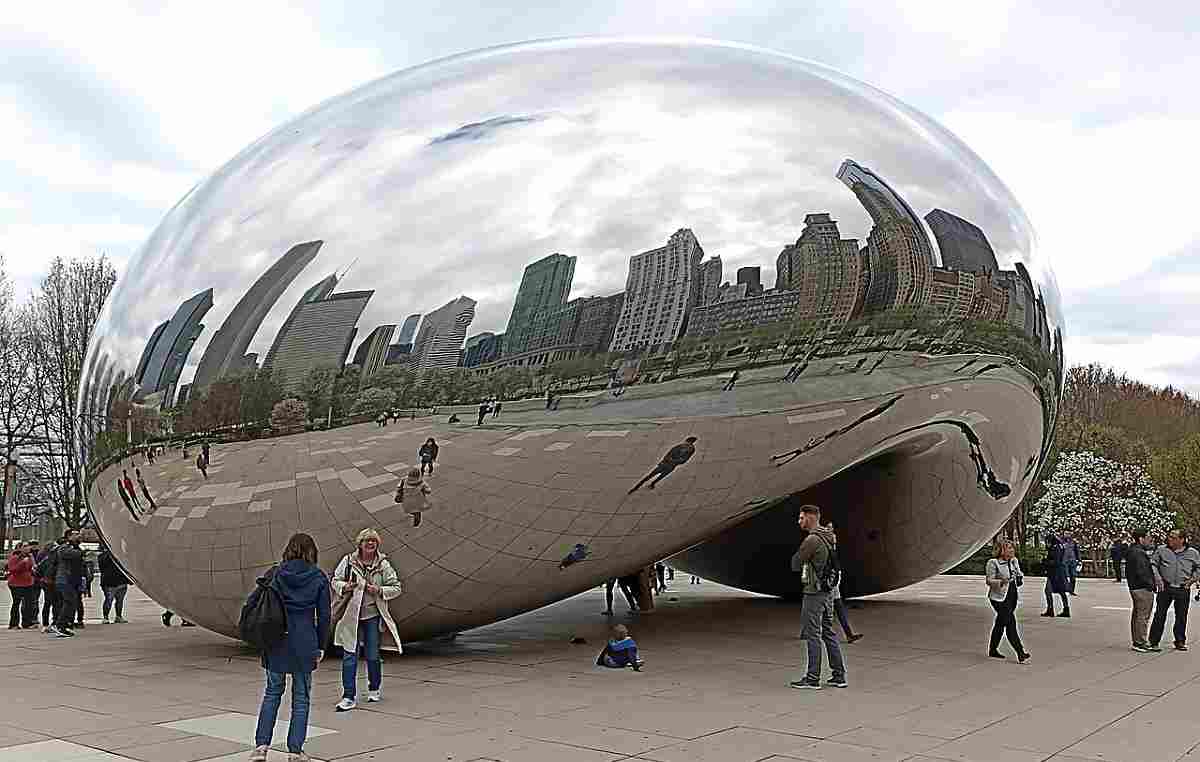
[1030,450,1175,549]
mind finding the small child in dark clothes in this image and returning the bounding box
[596,624,643,670]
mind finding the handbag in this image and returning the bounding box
[327,556,355,647]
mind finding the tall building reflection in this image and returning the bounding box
[354,324,397,380]
[413,296,477,372]
[135,289,213,406]
[191,240,322,393]
[262,274,373,393]
[397,313,421,346]
[610,229,704,353]
[504,253,575,356]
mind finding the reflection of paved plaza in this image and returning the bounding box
[2,576,1197,761]
[91,351,1046,640]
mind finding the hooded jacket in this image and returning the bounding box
[1124,541,1158,592]
[791,524,837,595]
[254,559,331,674]
[5,551,34,588]
[418,441,439,462]
[54,543,84,590]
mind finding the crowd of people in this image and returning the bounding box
[5,532,133,635]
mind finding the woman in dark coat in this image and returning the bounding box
[248,533,331,762]
[1042,533,1071,618]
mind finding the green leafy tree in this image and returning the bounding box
[300,367,336,421]
[353,387,397,415]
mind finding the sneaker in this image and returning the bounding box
[1017,652,1032,664]
[367,690,381,702]
[1132,644,1151,653]
[1175,642,1189,651]
[988,651,1006,659]
[1056,611,1071,618]
[114,617,128,623]
[825,679,848,688]
[54,629,74,638]
[181,621,196,627]
[288,753,311,762]
[789,680,821,690]
[249,745,269,761]
[102,617,110,624]
[1147,644,1163,652]
[335,697,357,712]
[45,625,60,636]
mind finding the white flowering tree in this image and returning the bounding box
[270,398,309,434]
[1030,450,1176,551]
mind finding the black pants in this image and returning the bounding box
[42,585,58,627]
[629,464,675,493]
[1149,586,1191,646]
[990,586,1025,655]
[8,586,36,627]
[833,597,855,637]
[1112,559,1122,581]
[56,588,79,630]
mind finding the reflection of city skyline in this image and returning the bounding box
[131,156,1053,407]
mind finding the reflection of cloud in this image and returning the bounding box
[84,41,1059,401]
[429,115,540,144]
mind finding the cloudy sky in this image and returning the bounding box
[3,1,1198,392]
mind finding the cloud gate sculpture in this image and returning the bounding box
[79,39,1063,642]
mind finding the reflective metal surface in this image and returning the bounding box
[79,38,1063,641]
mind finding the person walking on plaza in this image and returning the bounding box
[122,470,142,513]
[789,504,847,690]
[1148,529,1200,652]
[418,438,439,475]
[331,529,404,713]
[97,546,131,623]
[476,400,490,426]
[824,522,862,643]
[196,452,208,479]
[1062,533,1080,595]
[395,467,432,528]
[1111,537,1128,582]
[722,369,740,391]
[52,530,84,638]
[135,468,157,513]
[1041,533,1071,618]
[248,533,331,762]
[1126,529,1158,652]
[492,399,502,418]
[985,540,1031,663]
[7,542,37,629]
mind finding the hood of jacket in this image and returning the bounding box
[273,559,326,611]
[810,525,837,547]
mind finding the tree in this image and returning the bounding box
[270,398,309,433]
[352,387,396,416]
[300,367,336,422]
[1029,450,1175,552]
[1151,434,1200,535]
[0,257,40,546]
[28,255,117,529]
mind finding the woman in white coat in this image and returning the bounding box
[331,528,403,711]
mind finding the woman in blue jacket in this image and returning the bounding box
[249,533,331,762]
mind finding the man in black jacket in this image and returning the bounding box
[52,530,84,638]
[1126,528,1161,652]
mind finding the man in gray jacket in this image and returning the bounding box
[1149,530,1200,651]
[789,504,847,690]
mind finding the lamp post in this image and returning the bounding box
[1,458,17,551]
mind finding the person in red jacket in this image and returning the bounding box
[6,542,37,629]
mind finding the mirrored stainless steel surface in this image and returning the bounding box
[78,38,1063,641]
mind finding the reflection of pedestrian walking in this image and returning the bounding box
[122,470,142,512]
[476,401,489,426]
[655,562,667,593]
[395,468,432,527]
[418,438,439,475]
[115,479,139,521]
[722,370,740,391]
[492,401,502,418]
[201,441,211,466]
[628,437,698,493]
[196,453,208,479]
[135,468,157,512]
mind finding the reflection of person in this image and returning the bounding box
[135,468,157,512]
[985,540,1030,663]
[476,401,489,426]
[492,400,502,418]
[331,529,404,712]
[395,468,432,527]
[825,523,862,643]
[773,396,902,467]
[616,575,640,612]
[418,438,439,475]
[628,437,698,493]
[196,453,208,479]
[115,479,139,520]
[722,369,740,391]
[1148,529,1200,652]
[122,470,142,512]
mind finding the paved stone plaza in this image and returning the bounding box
[2,573,1198,761]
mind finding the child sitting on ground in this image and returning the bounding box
[394,467,432,527]
[596,624,643,670]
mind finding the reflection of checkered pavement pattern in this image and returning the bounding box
[90,355,1044,642]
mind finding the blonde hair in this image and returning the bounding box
[356,528,381,546]
[995,539,1015,557]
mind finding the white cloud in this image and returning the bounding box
[1070,334,1200,395]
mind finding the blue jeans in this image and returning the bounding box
[255,670,312,753]
[102,585,128,619]
[801,592,846,684]
[342,615,382,699]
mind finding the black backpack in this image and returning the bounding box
[238,567,287,649]
[815,535,842,593]
[34,549,58,580]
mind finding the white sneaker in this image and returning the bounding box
[288,752,311,762]
[248,745,269,761]
[102,617,110,624]
[367,689,381,702]
[335,697,356,712]
[114,617,128,623]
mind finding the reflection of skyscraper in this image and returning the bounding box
[574,292,624,354]
[464,332,504,368]
[736,266,763,296]
[354,324,397,380]
[505,253,575,356]
[777,214,864,330]
[397,314,421,346]
[192,241,322,392]
[414,296,477,372]
[699,256,723,306]
[135,322,169,386]
[610,229,704,353]
[137,289,213,406]
[261,275,338,374]
[924,210,998,274]
[837,159,935,313]
[264,275,372,392]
